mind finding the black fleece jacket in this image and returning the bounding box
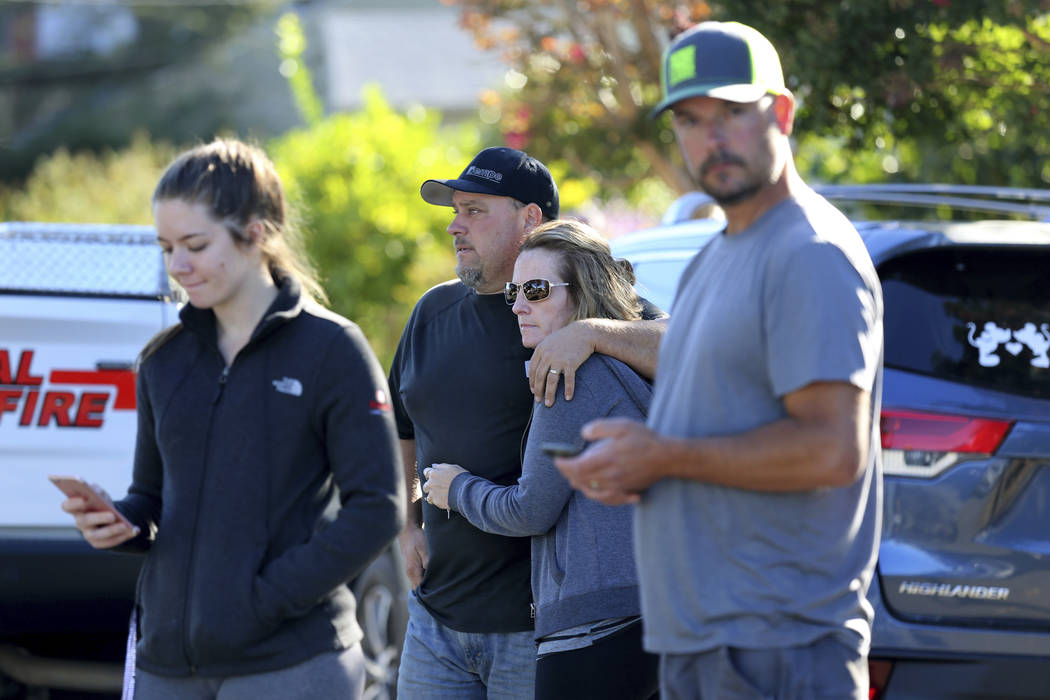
[115,279,405,678]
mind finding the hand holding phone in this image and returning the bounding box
[49,475,136,533]
[541,442,584,458]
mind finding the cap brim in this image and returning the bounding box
[649,83,771,118]
[420,178,507,207]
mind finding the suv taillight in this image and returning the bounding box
[880,408,1013,478]
[868,658,893,699]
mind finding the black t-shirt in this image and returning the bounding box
[389,281,535,632]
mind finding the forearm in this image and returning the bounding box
[584,317,665,380]
[658,415,867,492]
[400,438,422,528]
[450,473,567,537]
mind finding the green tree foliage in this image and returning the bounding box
[451,0,710,202]
[270,12,476,366]
[732,0,1050,187]
[275,11,323,127]
[0,1,287,181]
[270,10,593,364]
[451,0,1050,192]
[0,91,485,368]
[269,87,481,367]
[0,132,174,224]
[0,98,483,367]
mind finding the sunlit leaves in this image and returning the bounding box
[452,0,1050,197]
[731,0,1050,187]
[0,132,174,225]
[446,0,710,204]
[269,86,482,365]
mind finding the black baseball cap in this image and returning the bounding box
[420,147,560,220]
[651,21,788,117]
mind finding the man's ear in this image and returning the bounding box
[773,93,795,136]
[523,202,543,230]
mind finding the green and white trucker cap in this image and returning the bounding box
[651,21,787,116]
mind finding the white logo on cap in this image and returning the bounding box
[465,166,503,183]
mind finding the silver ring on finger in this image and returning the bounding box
[549,368,560,375]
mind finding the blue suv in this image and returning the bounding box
[610,185,1050,700]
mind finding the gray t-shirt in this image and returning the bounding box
[636,189,884,655]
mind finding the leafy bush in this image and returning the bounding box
[0,97,482,367]
[0,132,174,224]
[269,86,483,367]
[0,72,612,368]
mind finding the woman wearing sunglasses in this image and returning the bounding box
[422,219,658,699]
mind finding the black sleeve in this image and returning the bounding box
[638,295,669,320]
[387,305,417,441]
[113,360,163,553]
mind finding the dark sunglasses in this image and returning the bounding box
[504,279,571,305]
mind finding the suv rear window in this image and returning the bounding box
[879,246,1050,399]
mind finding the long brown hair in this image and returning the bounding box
[152,138,325,303]
[140,139,325,363]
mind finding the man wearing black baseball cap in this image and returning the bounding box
[420,146,560,220]
[418,147,559,296]
[555,22,883,699]
[388,147,665,698]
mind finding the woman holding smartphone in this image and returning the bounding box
[422,220,658,700]
[59,138,404,699]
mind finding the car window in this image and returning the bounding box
[879,246,1050,399]
[630,258,692,311]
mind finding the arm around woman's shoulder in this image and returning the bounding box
[529,316,666,406]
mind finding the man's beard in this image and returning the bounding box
[457,263,483,290]
[703,181,762,207]
[695,152,762,206]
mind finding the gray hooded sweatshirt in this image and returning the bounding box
[448,353,651,639]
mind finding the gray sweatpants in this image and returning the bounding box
[133,645,366,700]
[660,635,867,700]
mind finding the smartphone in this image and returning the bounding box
[48,475,135,530]
[541,441,584,458]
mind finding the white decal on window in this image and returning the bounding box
[967,322,1012,367]
[1014,323,1050,368]
[967,321,1050,368]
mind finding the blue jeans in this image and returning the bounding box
[397,592,535,699]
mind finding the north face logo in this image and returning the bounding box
[272,377,303,396]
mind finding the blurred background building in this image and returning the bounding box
[0,0,504,181]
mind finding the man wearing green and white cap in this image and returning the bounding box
[555,22,884,698]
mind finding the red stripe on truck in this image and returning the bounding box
[49,370,136,410]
